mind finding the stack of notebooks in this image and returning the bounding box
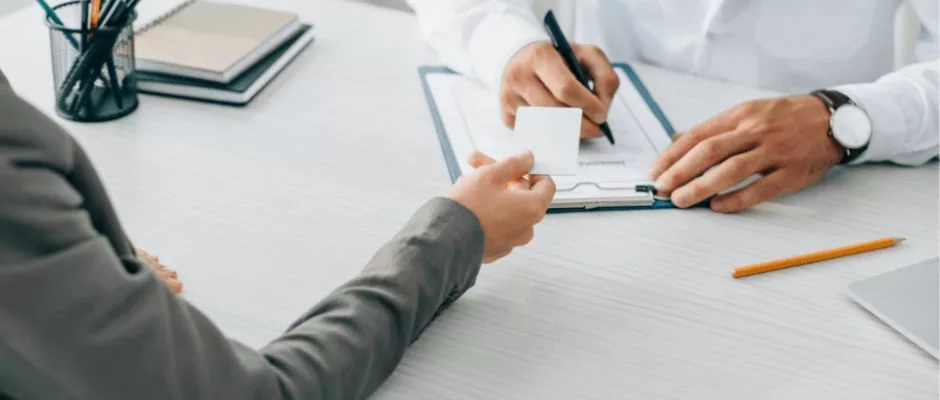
[132,0,314,105]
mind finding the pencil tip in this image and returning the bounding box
[894,237,906,243]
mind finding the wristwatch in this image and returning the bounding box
[810,89,872,164]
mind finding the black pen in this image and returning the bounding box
[70,0,137,112]
[543,10,615,145]
[98,0,125,109]
[104,56,123,108]
[80,0,89,50]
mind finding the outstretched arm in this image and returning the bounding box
[0,77,484,399]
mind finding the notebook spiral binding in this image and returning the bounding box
[134,0,197,33]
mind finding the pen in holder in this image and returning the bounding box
[46,0,138,122]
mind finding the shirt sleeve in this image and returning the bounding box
[407,0,550,90]
[832,0,939,165]
[0,79,485,399]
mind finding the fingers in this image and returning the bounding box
[515,76,601,139]
[649,135,700,181]
[534,52,607,124]
[154,267,178,280]
[137,248,164,269]
[649,110,740,179]
[135,248,182,293]
[140,254,160,267]
[150,264,182,293]
[136,247,158,262]
[470,154,531,189]
[501,111,517,129]
[154,265,178,279]
[483,248,512,264]
[514,227,535,246]
[518,75,566,107]
[499,91,526,128]
[685,106,741,142]
[710,169,801,213]
[163,277,183,293]
[506,179,532,191]
[527,174,557,207]
[580,117,602,139]
[469,152,534,190]
[483,227,535,264]
[486,151,535,183]
[468,151,497,169]
[654,129,754,195]
[575,45,619,106]
[669,151,769,208]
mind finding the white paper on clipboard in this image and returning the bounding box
[424,66,674,208]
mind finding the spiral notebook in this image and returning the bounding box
[133,0,305,83]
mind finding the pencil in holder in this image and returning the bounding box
[46,0,138,122]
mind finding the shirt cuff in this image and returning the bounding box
[831,80,919,165]
[469,12,550,91]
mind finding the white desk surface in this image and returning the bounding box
[1,1,937,398]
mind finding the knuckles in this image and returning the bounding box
[716,197,742,213]
[684,184,707,203]
[519,229,535,245]
[745,120,774,136]
[698,138,723,160]
[526,202,544,222]
[723,157,750,173]
[556,81,583,104]
[500,111,516,128]
[499,87,515,104]
[498,86,520,126]
[656,174,676,191]
[730,101,759,119]
[503,42,550,86]
[574,44,607,60]
[601,74,620,91]
[502,68,525,87]
[530,42,557,60]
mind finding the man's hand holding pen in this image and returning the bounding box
[499,41,620,140]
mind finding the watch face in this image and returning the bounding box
[831,105,872,149]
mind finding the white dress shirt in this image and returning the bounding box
[407,0,939,165]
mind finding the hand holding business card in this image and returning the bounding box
[512,106,582,176]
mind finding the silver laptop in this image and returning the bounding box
[848,257,939,359]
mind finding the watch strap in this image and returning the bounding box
[810,89,867,164]
[842,141,868,164]
[811,89,853,109]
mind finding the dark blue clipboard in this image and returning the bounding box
[419,63,695,213]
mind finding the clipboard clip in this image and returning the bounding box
[635,184,671,202]
[635,184,656,194]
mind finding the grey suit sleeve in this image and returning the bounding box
[0,78,484,399]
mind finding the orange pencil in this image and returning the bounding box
[732,237,905,279]
[90,0,102,28]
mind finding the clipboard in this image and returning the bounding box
[419,63,697,213]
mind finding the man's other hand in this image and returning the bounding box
[136,247,183,293]
[649,95,844,212]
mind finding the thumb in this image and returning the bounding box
[487,151,534,183]
[468,151,497,169]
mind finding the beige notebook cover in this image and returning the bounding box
[134,1,300,83]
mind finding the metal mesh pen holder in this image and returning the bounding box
[46,1,138,122]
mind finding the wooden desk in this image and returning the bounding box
[0,1,936,398]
